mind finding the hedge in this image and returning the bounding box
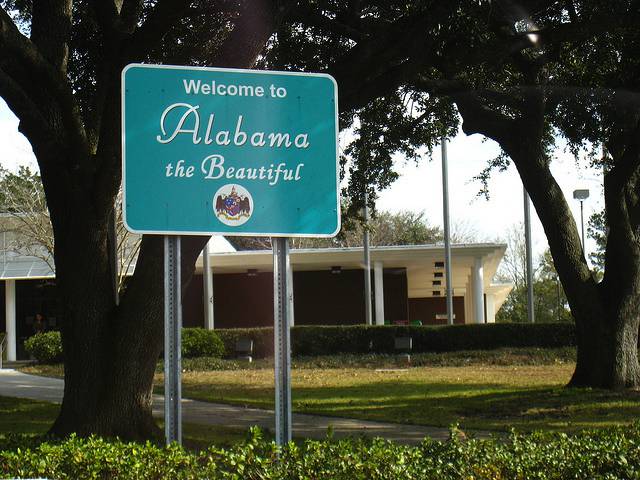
[1,425,639,479]
[216,322,576,358]
[23,328,225,363]
[22,323,575,363]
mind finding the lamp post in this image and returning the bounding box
[573,189,590,251]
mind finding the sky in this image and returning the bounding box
[349,128,604,262]
[1,98,604,264]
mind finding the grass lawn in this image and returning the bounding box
[18,348,640,433]
[164,363,640,433]
[0,395,264,449]
[0,395,59,435]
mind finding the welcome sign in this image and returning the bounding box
[122,64,339,236]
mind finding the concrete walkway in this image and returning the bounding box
[0,369,466,444]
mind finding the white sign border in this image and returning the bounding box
[121,63,340,238]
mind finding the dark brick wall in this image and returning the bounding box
[183,267,409,328]
[293,269,365,326]
[408,296,466,325]
[380,268,408,324]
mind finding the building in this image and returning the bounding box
[1,237,511,361]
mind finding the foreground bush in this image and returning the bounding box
[181,328,225,358]
[2,425,639,479]
[24,332,63,364]
[216,323,576,358]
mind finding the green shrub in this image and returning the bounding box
[24,332,63,364]
[214,323,575,358]
[181,328,225,358]
[2,425,640,479]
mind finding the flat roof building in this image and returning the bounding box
[1,237,512,361]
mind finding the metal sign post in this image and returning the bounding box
[122,65,339,448]
[441,137,454,326]
[164,235,182,445]
[273,237,292,445]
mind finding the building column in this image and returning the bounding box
[464,275,472,324]
[5,279,16,362]
[472,257,485,324]
[485,294,496,323]
[202,239,214,330]
[374,261,385,325]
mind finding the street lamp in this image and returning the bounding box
[573,189,590,250]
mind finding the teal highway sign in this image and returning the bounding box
[122,64,339,237]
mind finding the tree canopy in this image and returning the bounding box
[1,0,639,439]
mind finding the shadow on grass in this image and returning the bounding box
[179,380,640,433]
[0,395,59,435]
[0,395,268,450]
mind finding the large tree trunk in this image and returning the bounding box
[17,0,284,441]
[47,200,207,439]
[456,90,640,390]
[570,298,640,389]
[571,149,640,389]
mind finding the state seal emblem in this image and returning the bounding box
[213,184,253,226]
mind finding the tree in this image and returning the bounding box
[0,166,139,293]
[435,2,640,389]
[1,0,636,441]
[587,210,607,274]
[230,209,442,250]
[0,166,53,269]
[280,0,640,388]
[277,0,638,390]
[0,0,291,439]
[0,0,466,438]
[497,224,529,290]
[270,3,640,390]
[496,225,571,324]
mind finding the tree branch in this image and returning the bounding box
[119,0,144,33]
[449,90,515,143]
[211,0,287,68]
[0,6,89,158]
[0,66,53,146]
[91,0,122,37]
[285,2,366,42]
[31,0,73,73]
[123,0,192,63]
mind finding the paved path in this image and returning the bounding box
[0,369,473,444]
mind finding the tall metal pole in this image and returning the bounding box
[523,186,535,323]
[202,238,214,330]
[273,237,292,445]
[580,200,585,251]
[363,190,373,325]
[441,137,454,326]
[164,235,182,445]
